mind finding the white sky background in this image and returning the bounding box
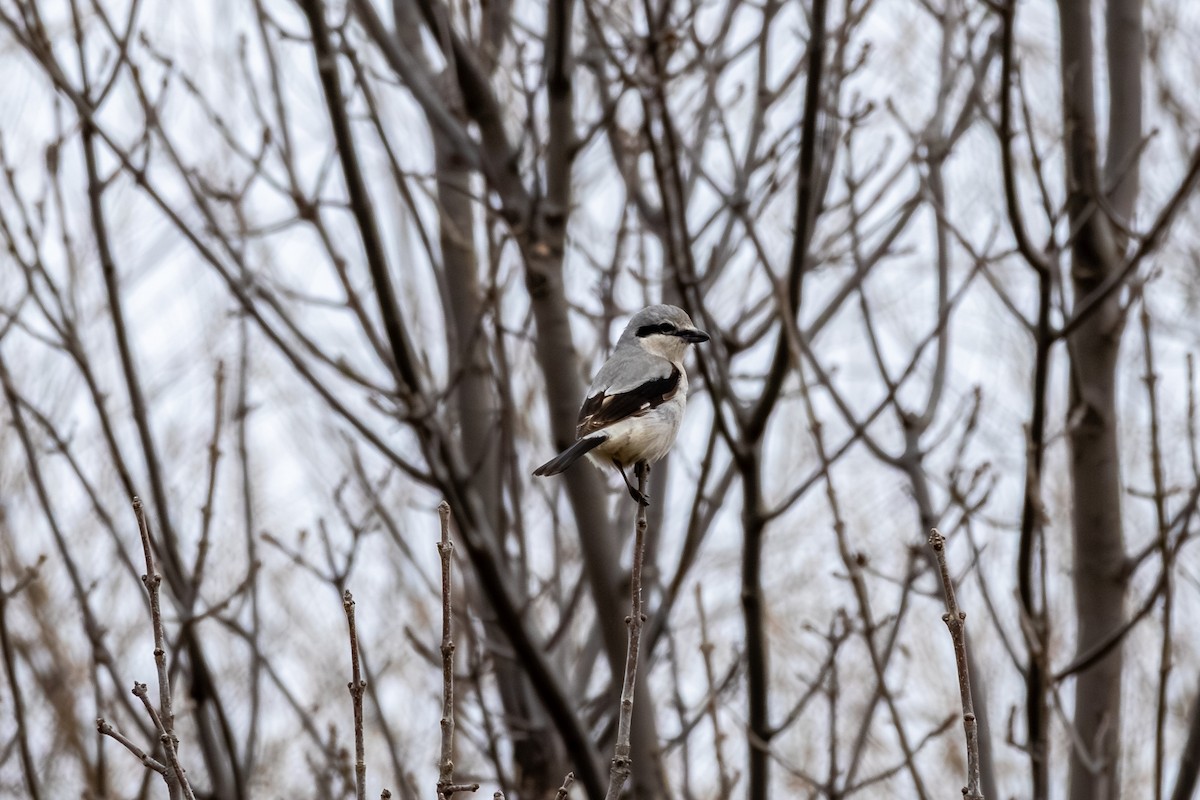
[2,0,1200,797]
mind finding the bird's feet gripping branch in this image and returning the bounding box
[533,305,709,507]
[616,460,650,507]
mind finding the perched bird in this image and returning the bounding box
[533,304,709,505]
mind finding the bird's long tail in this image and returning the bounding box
[533,436,606,476]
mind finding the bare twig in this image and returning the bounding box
[927,529,983,800]
[436,502,479,800]
[995,0,1053,275]
[555,772,575,799]
[133,497,193,800]
[695,585,734,797]
[96,717,167,775]
[132,681,196,800]
[194,361,227,592]
[343,591,367,800]
[604,464,650,799]
[1140,305,1173,800]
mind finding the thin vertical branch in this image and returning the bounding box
[343,591,367,800]
[132,682,196,800]
[134,498,191,800]
[996,0,1053,275]
[996,2,1055,794]
[927,529,983,800]
[745,0,829,439]
[437,502,480,800]
[437,501,456,796]
[605,465,650,800]
[1141,306,1172,800]
[92,113,188,603]
[695,585,734,797]
[236,315,264,780]
[194,361,226,593]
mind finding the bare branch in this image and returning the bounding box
[343,591,368,800]
[927,529,983,800]
[96,717,167,776]
[604,465,651,799]
[436,503,479,800]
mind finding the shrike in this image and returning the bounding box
[533,304,709,505]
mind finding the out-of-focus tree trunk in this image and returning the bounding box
[387,1,567,791]
[1057,1,1141,797]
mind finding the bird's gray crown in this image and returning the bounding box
[618,304,705,343]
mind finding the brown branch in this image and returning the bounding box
[604,465,650,800]
[695,585,734,797]
[343,591,367,800]
[745,0,828,442]
[96,717,167,775]
[193,361,226,594]
[927,529,983,800]
[1141,305,1173,800]
[555,772,575,799]
[135,501,173,735]
[132,681,195,800]
[996,0,1053,276]
[133,498,191,800]
[89,85,189,604]
[436,503,479,800]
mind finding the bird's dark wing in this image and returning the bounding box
[576,366,681,437]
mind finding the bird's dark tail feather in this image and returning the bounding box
[533,436,606,476]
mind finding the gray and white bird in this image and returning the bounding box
[533,304,709,505]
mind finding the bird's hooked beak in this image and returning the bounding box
[677,328,710,344]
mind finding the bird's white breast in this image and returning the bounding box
[587,365,688,466]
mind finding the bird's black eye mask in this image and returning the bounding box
[636,322,678,337]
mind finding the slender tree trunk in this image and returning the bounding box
[1057,1,1141,797]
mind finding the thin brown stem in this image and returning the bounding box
[436,503,479,800]
[1140,306,1173,800]
[96,718,167,775]
[132,681,195,800]
[134,498,188,800]
[604,464,650,799]
[928,529,983,800]
[343,591,367,800]
[695,585,734,797]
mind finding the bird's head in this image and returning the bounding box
[622,304,710,362]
